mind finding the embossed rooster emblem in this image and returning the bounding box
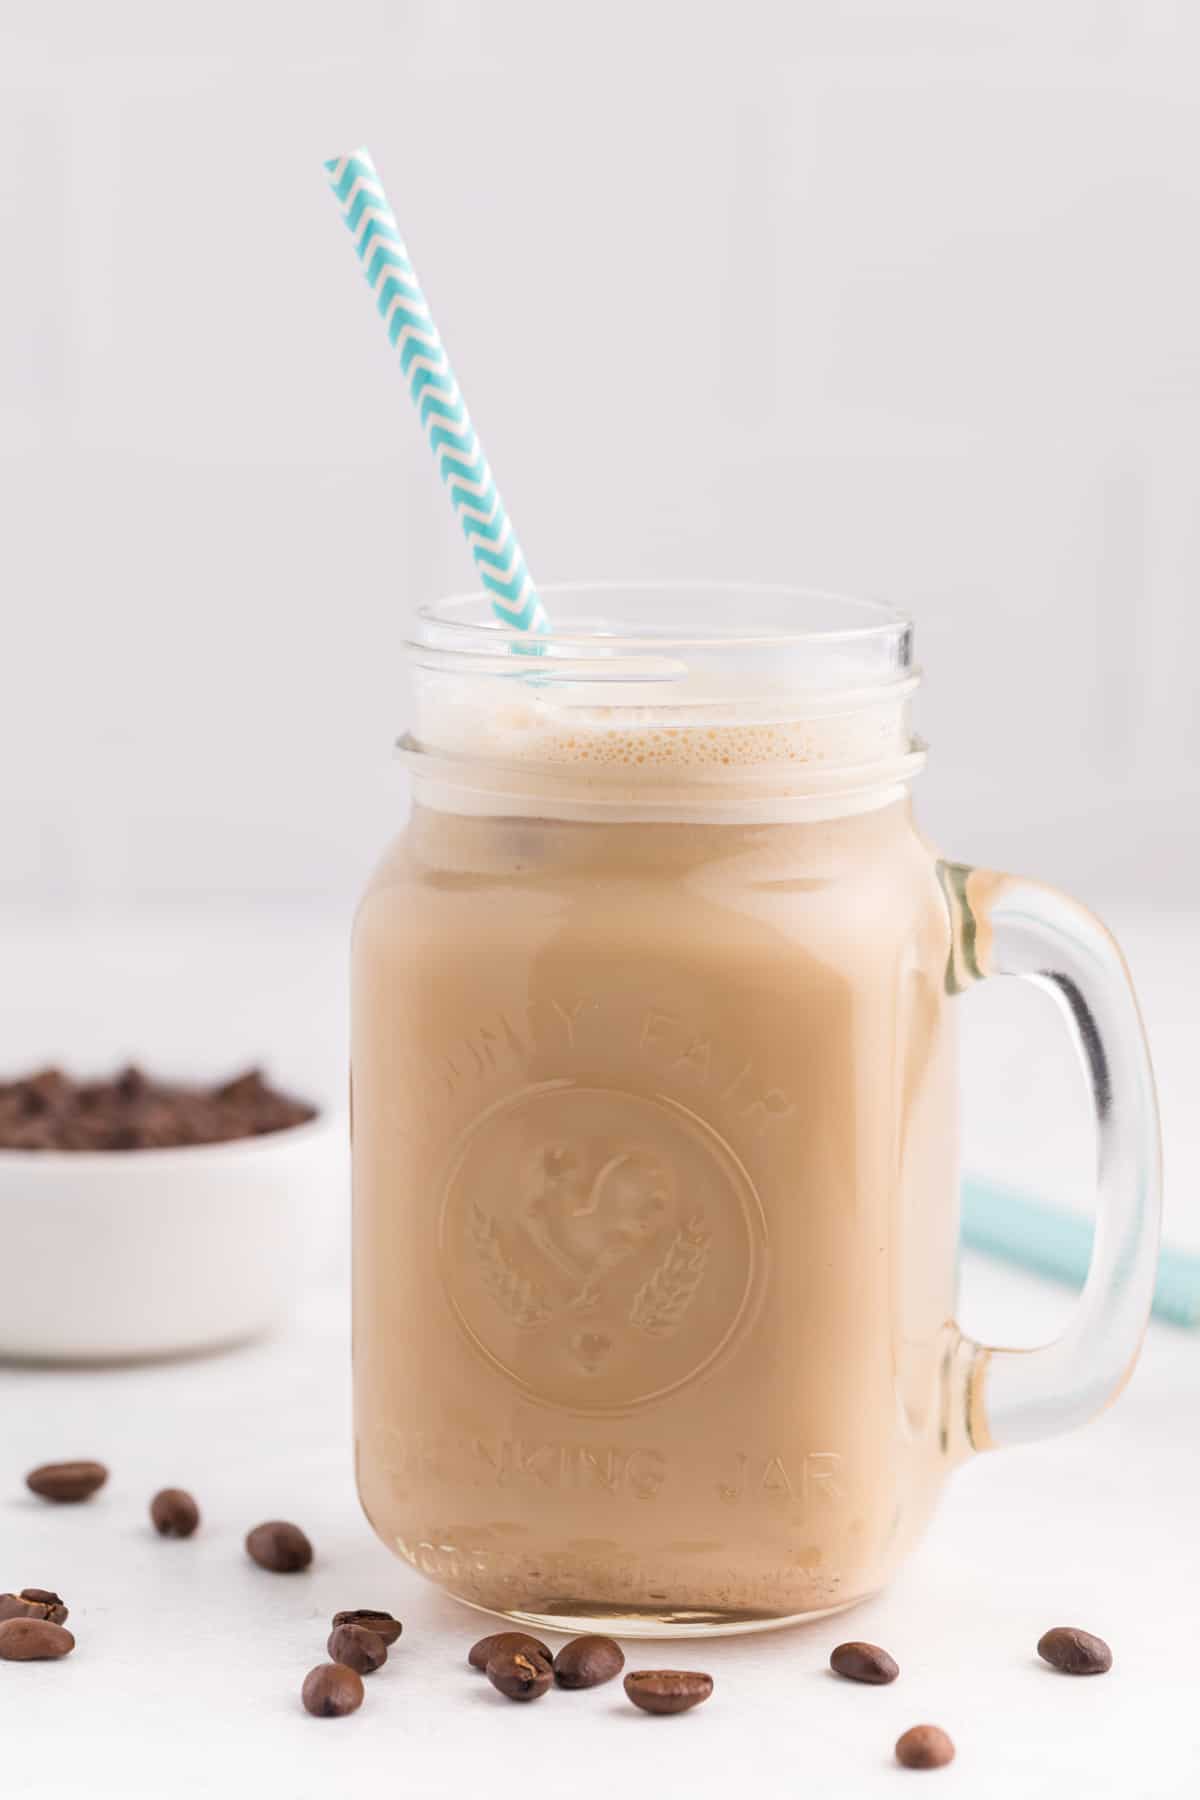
[467,1133,712,1367]
[520,1142,671,1296]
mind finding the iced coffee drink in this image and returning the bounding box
[351,583,1160,1635]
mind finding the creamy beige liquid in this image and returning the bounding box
[352,761,962,1633]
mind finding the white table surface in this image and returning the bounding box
[2,902,1198,1799]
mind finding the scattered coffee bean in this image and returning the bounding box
[623,1670,713,1715]
[486,1647,554,1702]
[553,1635,625,1689]
[1037,1626,1112,1676]
[0,1618,76,1662]
[245,1520,313,1573]
[301,1662,364,1718]
[0,1591,69,1626]
[327,1623,387,1675]
[332,1609,402,1647]
[830,1640,900,1685]
[895,1725,955,1770]
[468,1630,552,1672]
[25,1461,108,1504]
[150,1488,201,1538]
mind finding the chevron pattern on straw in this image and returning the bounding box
[324,147,547,637]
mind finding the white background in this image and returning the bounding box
[3,0,1200,906]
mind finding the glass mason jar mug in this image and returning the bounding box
[351,582,1161,1637]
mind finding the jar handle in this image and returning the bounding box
[942,863,1162,1450]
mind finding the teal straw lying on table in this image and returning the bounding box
[962,1176,1200,1329]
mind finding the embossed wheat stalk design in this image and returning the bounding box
[470,1204,551,1329]
[629,1215,711,1337]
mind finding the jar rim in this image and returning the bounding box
[410,578,912,661]
[403,579,922,819]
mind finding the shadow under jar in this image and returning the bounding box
[351,581,1161,1637]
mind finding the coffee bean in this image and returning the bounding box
[1037,1626,1112,1676]
[245,1520,313,1573]
[830,1640,900,1685]
[25,1461,108,1503]
[468,1630,552,1672]
[150,1488,200,1538]
[301,1662,364,1718]
[0,1065,316,1152]
[623,1670,713,1715]
[0,1591,69,1626]
[0,1619,76,1662]
[486,1647,554,1702]
[895,1725,955,1769]
[327,1623,388,1675]
[553,1635,625,1689]
[332,1608,402,1647]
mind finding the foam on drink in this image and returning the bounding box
[408,671,918,820]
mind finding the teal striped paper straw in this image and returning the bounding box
[962,1175,1200,1329]
[324,147,548,639]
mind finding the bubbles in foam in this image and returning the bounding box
[409,673,916,821]
[456,679,908,778]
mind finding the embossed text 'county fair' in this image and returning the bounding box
[638,1010,793,1137]
[423,996,793,1139]
[439,998,589,1101]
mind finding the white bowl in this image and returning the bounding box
[0,1111,346,1362]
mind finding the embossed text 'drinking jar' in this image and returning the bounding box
[351,582,1161,1636]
